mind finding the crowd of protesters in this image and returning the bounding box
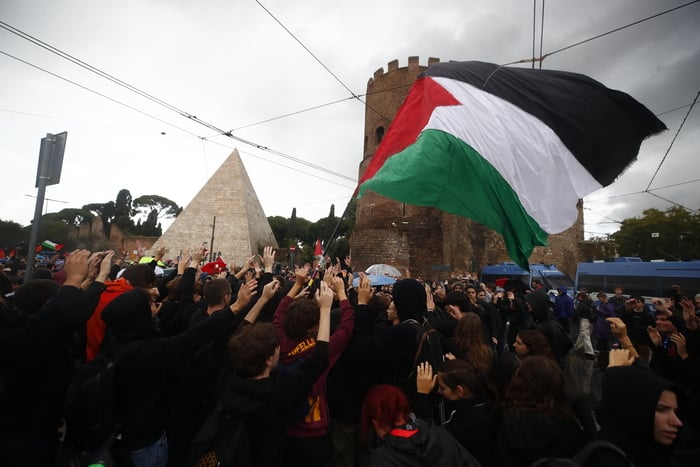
[1,246,699,467]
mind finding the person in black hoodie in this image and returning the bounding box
[99,277,258,466]
[525,290,573,363]
[0,250,110,467]
[415,359,497,467]
[592,350,684,467]
[495,355,585,466]
[373,279,444,395]
[218,280,333,467]
[361,383,481,467]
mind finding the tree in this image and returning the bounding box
[114,189,136,230]
[0,219,26,248]
[47,208,93,230]
[132,195,182,220]
[611,207,700,260]
[115,189,136,217]
[83,201,115,238]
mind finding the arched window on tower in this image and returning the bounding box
[375,126,385,144]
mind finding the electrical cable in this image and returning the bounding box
[541,0,699,62]
[0,21,356,183]
[0,49,204,140]
[645,90,699,191]
[532,0,537,70]
[254,0,392,123]
[539,0,545,70]
[203,138,356,190]
[645,192,699,214]
[502,0,700,66]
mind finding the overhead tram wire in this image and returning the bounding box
[646,192,699,214]
[254,0,392,124]
[502,0,700,66]
[202,138,356,190]
[583,97,700,203]
[0,49,204,140]
[531,0,537,69]
[0,21,191,119]
[0,25,356,185]
[644,90,699,192]
[538,0,545,70]
[540,0,699,63]
[218,82,414,135]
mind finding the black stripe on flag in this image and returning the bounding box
[423,61,667,187]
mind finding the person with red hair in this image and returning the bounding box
[360,384,481,467]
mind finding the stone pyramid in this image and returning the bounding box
[149,148,277,265]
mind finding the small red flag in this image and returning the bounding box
[314,238,322,257]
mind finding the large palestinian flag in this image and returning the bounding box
[356,61,666,268]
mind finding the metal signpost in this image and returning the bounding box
[25,132,67,283]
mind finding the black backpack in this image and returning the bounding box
[187,398,251,467]
[531,440,632,467]
[63,354,119,451]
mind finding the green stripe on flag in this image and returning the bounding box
[358,129,549,268]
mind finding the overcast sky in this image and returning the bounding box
[1,0,698,241]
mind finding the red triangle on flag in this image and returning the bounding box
[314,238,323,257]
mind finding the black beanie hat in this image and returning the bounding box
[102,289,155,339]
[392,279,427,322]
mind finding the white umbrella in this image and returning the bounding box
[365,264,402,277]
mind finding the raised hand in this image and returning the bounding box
[191,247,205,266]
[357,275,373,305]
[425,284,436,312]
[647,326,663,347]
[232,279,258,313]
[416,362,437,394]
[294,286,310,300]
[447,304,464,321]
[86,252,102,281]
[96,251,115,283]
[262,246,276,273]
[606,317,629,340]
[261,279,281,301]
[316,281,334,311]
[295,265,310,284]
[155,246,166,261]
[331,275,347,301]
[64,250,91,288]
[670,333,688,359]
[178,247,191,274]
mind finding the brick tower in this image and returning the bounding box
[350,57,584,279]
[149,149,277,264]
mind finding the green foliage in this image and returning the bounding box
[611,207,700,260]
[267,200,356,266]
[115,189,136,217]
[132,195,182,219]
[0,219,26,247]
